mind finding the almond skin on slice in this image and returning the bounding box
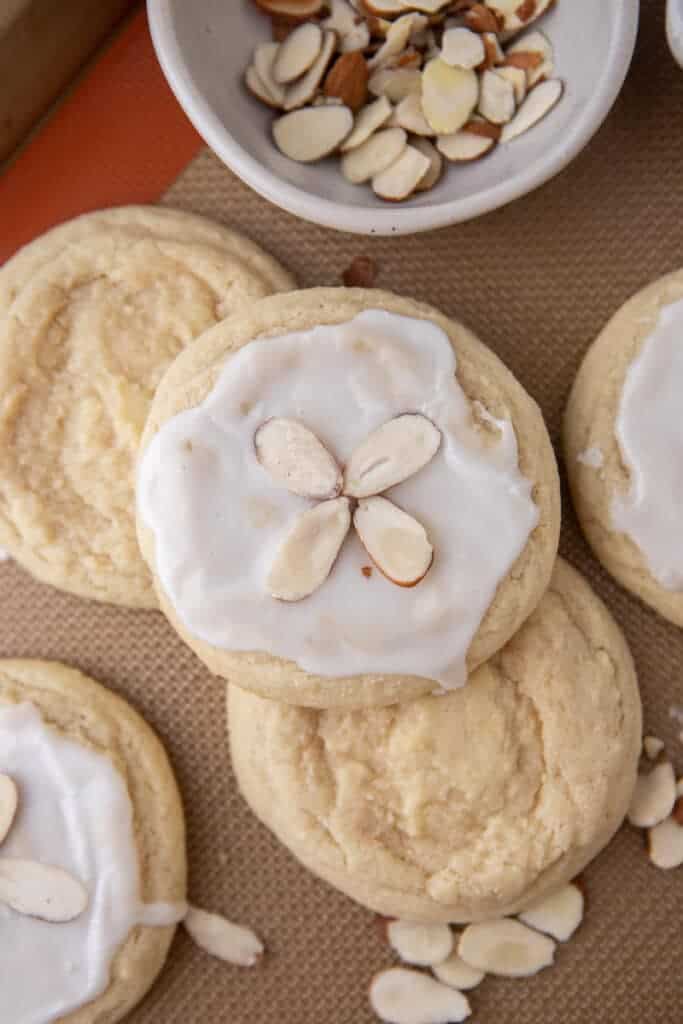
[437,130,495,161]
[413,138,443,191]
[462,3,502,34]
[433,952,485,991]
[368,12,427,70]
[627,761,677,828]
[345,414,441,497]
[440,27,486,69]
[488,0,554,33]
[268,498,352,601]
[274,104,354,162]
[422,59,479,135]
[354,496,433,586]
[0,773,18,845]
[283,29,337,110]
[495,64,527,104]
[369,967,471,1024]
[478,69,515,124]
[0,859,89,922]
[323,0,371,53]
[518,883,584,942]
[342,127,407,184]
[255,418,342,499]
[505,29,553,86]
[183,906,264,966]
[273,21,323,84]
[386,920,454,966]
[254,0,324,16]
[458,919,556,978]
[341,95,393,151]
[324,51,369,112]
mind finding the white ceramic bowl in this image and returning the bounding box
[148,0,639,236]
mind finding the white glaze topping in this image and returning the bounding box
[138,311,539,688]
[0,702,170,1024]
[612,298,683,590]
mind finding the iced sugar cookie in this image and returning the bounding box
[228,560,642,923]
[565,271,683,625]
[0,659,186,1024]
[0,206,294,608]
[137,288,560,707]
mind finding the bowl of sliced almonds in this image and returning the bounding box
[148,0,639,236]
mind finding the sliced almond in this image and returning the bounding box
[518,883,584,942]
[386,920,454,966]
[389,93,434,135]
[433,952,485,991]
[478,69,515,124]
[354,497,433,586]
[341,95,393,151]
[479,31,504,68]
[368,13,427,70]
[462,116,502,139]
[495,64,527,104]
[413,138,443,191]
[643,735,665,760]
[421,59,479,135]
[501,78,561,141]
[488,0,554,33]
[268,498,352,601]
[647,813,683,870]
[342,126,407,183]
[462,3,502,33]
[369,967,471,1024]
[440,27,485,69]
[0,859,88,922]
[254,0,324,17]
[344,414,441,497]
[245,65,283,109]
[369,67,423,102]
[274,104,354,161]
[459,919,555,978]
[255,418,342,499]
[273,22,323,83]
[627,761,677,828]
[372,146,430,201]
[284,29,337,110]
[437,130,494,161]
[254,42,287,107]
[506,29,553,86]
[323,0,371,53]
[324,51,369,112]
[504,50,545,70]
[0,773,18,845]
[183,905,264,966]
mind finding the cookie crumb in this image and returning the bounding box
[343,256,377,289]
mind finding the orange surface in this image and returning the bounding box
[0,6,203,266]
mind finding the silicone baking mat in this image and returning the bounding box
[1,4,682,1021]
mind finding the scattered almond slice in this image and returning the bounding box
[389,93,434,135]
[643,735,665,760]
[344,414,441,497]
[342,127,408,183]
[386,920,454,966]
[500,78,562,142]
[422,59,479,135]
[254,42,287,107]
[283,29,337,110]
[627,761,677,828]
[518,883,584,942]
[0,859,88,922]
[183,906,264,966]
[273,22,323,84]
[274,104,354,161]
[323,0,371,53]
[324,51,370,111]
[254,0,324,17]
[0,773,18,846]
[354,496,433,586]
[437,130,495,161]
[372,145,431,201]
[647,812,683,870]
[458,919,555,978]
[368,12,427,70]
[478,69,515,124]
[369,967,471,1024]
[433,952,485,991]
[268,498,352,601]
[255,418,342,499]
[440,27,485,69]
[245,65,283,108]
[495,64,527,104]
[369,67,423,101]
[341,95,393,151]
[413,138,443,190]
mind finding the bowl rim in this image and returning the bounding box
[147,0,640,237]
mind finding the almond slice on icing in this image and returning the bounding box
[0,773,18,845]
[386,920,454,966]
[341,95,393,151]
[413,138,443,191]
[254,0,324,16]
[254,42,288,107]
[433,952,485,991]
[183,905,264,966]
[437,130,495,161]
[273,22,323,84]
[495,64,527,104]
[342,127,407,184]
[283,29,337,110]
[501,78,562,141]
[255,418,342,498]
[0,859,88,922]
[369,967,471,1024]
[323,0,370,53]
[344,414,441,497]
[627,761,677,828]
[518,883,584,942]
[368,12,427,70]
[478,69,516,124]
[389,93,434,135]
[440,27,486,69]
[458,919,555,977]
[245,65,283,109]
[372,146,431,201]
[274,104,354,161]
[368,68,423,102]
[268,498,352,601]
[422,59,479,135]
[354,497,433,586]
[643,735,665,760]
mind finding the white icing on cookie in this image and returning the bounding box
[139,311,539,688]
[577,446,604,469]
[612,298,683,590]
[0,702,170,1023]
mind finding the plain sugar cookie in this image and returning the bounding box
[137,288,561,708]
[228,560,642,923]
[0,206,295,607]
[564,270,683,625]
[0,659,186,1024]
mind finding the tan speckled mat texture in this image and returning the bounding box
[2,3,683,1021]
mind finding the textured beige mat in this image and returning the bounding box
[2,1,683,1020]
